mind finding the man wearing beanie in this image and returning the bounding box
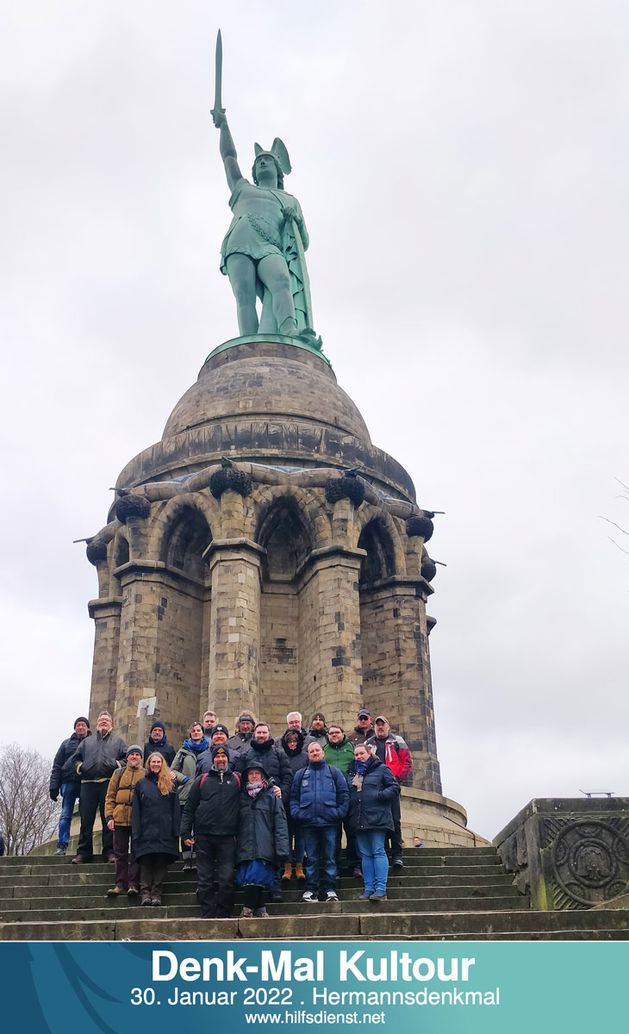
[181,745,241,918]
[143,721,175,766]
[308,712,328,740]
[49,717,91,856]
[227,713,256,760]
[72,711,127,864]
[197,724,231,774]
[104,745,145,897]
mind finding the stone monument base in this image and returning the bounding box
[400,787,489,848]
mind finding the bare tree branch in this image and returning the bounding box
[0,744,59,855]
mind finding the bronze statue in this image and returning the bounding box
[211,32,319,345]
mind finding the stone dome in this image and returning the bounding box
[163,339,371,444]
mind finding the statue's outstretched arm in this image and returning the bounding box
[212,110,243,193]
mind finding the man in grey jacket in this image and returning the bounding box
[72,711,127,863]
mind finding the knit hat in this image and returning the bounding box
[211,723,230,737]
[150,720,165,733]
[311,712,326,723]
[238,713,255,725]
[74,716,90,729]
[126,744,143,757]
[211,744,230,760]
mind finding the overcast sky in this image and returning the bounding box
[1,1,628,839]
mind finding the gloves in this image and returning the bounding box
[50,789,59,802]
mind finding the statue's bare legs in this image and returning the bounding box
[226,253,298,337]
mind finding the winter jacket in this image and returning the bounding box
[348,724,374,747]
[347,756,400,834]
[307,726,328,741]
[180,767,241,840]
[143,736,175,766]
[290,761,349,828]
[171,743,208,806]
[74,730,127,782]
[226,731,253,759]
[277,730,309,776]
[365,732,413,784]
[274,729,315,750]
[323,736,355,776]
[235,740,292,803]
[49,731,91,795]
[131,774,181,862]
[235,786,290,865]
[104,763,145,826]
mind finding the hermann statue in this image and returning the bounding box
[211,32,320,347]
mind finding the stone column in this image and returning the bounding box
[87,597,122,721]
[298,546,364,732]
[359,576,442,794]
[206,539,263,725]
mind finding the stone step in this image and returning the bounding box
[0,872,516,898]
[0,861,506,885]
[0,894,528,924]
[11,846,503,864]
[1,907,626,942]
[0,883,526,912]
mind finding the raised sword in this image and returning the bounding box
[210,29,224,122]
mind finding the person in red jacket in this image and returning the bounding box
[365,716,412,869]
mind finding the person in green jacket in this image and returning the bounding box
[324,724,360,878]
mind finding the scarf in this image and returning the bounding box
[183,736,209,753]
[246,779,265,799]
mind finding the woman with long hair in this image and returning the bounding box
[171,721,210,869]
[348,744,400,902]
[131,752,180,906]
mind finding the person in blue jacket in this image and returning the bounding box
[290,740,349,902]
[348,743,400,901]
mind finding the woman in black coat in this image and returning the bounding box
[235,765,290,918]
[131,753,181,906]
[277,729,309,881]
[348,744,400,902]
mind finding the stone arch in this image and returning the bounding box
[112,530,130,571]
[355,506,406,583]
[251,484,331,553]
[147,493,218,579]
[256,495,313,582]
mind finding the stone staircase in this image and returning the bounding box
[0,846,627,941]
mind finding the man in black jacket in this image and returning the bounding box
[49,717,91,855]
[235,723,292,805]
[181,745,241,918]
[71,711,127,864]
[142,721,175,765]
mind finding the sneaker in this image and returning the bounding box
[358,892,373,900]
[127,886,139,898]
[55,847,67,856]
[106,885,124,897]
[150,896,162,906]
[71,855,89,864]
[302,891,317,902]
[140,894,152,906]
[240,906,254,918]
[253,907,269,918]
[369,892,388,901]
[392,857,404,869]
[326,890,339,902]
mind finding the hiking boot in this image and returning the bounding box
[326,890,339,902]
[127,886,139,898]
[369,892,388,901]
[294,863,306,880]
[71,855,89,864]
[281,862,293,881]
[106,885,124,897]
[240,906,254,918]
[392,857,404,870]
[253,907,269,917]
[352,867,363,879]
[302,891,317,902]
[140,894,152,906]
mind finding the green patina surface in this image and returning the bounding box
[206,334,331,367]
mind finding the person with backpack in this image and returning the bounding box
[290,741,349,902]
[180,745,241,918]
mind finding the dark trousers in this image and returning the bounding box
[139,853,170,898]
[113,825,139,889]
[77,781,113,859]
[386,793,403,858]
[196,834,236,918]
[303,825,339,893]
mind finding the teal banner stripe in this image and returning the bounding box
[1,941,627,1033]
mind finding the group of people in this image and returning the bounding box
[49,706,413,916]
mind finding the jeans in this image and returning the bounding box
[58,782,80,848]
[303,825,339,893]
[356,830,389,894]
[195,834,236,918]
